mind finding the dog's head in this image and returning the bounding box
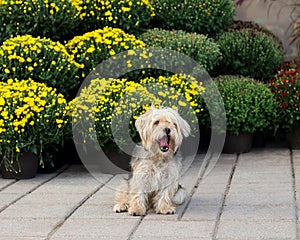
[135,106,191,156]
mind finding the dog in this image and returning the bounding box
[113,106,190,216]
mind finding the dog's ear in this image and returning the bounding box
[135,109,152,149]
[167,108,191,137]
[177,115,191,138]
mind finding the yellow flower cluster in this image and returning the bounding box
[140,74,206,114]
[71,74,205,147]
[0,79,71,162]
[0,35,84,97]
[65,27,146,73]
[72,0,154,21]
[71,77,159,147]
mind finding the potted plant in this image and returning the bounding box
[201,75,278,153]
[0,79,71,179]
[71,74,205,169]
[227,20,283,48]
[149,0,235,36]
[213,28,285,82]
[0,34,83,99]
[71,0,155,35]
[0,0,80,42]
[270,66,300,149]
[65,27,146,77]
[139,28,222,73]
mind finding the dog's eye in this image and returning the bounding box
[153,120,159,125]
[174,123,178,129]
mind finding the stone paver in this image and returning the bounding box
[221,205,295,220]
[50,218,140,239]
[0,218,61,238]
[216,220,297,239]
[0,148,299,239]
[0,173,59,211]
[225,190,295,206]
[0,179,15,190]
[133,220,215,239]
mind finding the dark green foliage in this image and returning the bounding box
[150,0,235,36]
[213,29,285,81]
[200,75,279,135]
[0,0,80,42]
[140,28,222,72]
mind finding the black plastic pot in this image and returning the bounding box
[222,132,253,154]
[180,135,200,157]
[1,152,38,179]
[286,127,300,149]
[104,149,131,172]
[252,131,266,148]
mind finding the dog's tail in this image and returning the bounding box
[172,184,188,205]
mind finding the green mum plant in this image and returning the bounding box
[0,79,71,172]
[227,20,283,48]
[72,0,155,35]
[139,28,222,72]
[0,0,80,42]
[150,0,235,36]
[65,27,146,76]
[71,74,205,151]
[0,35,84,98]
[214,29,285,82]
[270,67,300,132]
[200,75,279,135]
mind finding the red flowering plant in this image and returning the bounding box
[270,67,300,132]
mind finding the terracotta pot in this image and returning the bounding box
[222,132,253,153]
[286,127,300,149]
[1,152,38,179]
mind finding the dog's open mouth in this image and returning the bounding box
[159,136,170,152]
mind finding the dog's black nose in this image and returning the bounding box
[164,128,171,135]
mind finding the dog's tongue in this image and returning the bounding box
[159,136,169,151]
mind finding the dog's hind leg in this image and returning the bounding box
[113,179,129,213]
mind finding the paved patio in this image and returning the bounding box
[0,148,299,239]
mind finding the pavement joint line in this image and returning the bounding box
[177,154,212,221]
[212,153,239,240]
[290,150,300,239]
[0,179,18,192]
[45,174,115,240]
[0,165,69,214]
[126,216,145,240]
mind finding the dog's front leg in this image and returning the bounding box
[128,188,147,216]
[154,184,177,214]
[113,179,129,213]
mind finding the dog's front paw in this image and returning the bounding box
[128,206,146,216]
[156,205,176,215]
[113,203,128,213]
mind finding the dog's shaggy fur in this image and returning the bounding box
[113,107,190,216]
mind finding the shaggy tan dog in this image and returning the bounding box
[113,107,190,216]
